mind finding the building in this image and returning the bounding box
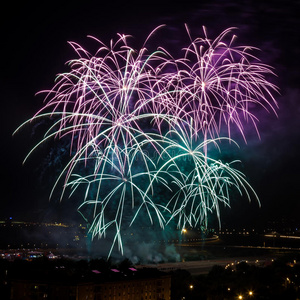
[95,275,171,300]
[10,267,171,300]
[11,279,95,300]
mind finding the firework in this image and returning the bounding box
[16,25,278,257]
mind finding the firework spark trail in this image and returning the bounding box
[144,123,259,230]
[167,26,279,142]
[16,25,278,257]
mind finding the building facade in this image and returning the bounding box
[10,274,171,300]
[95,275,171,300]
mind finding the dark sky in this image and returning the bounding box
[2,0,299,228]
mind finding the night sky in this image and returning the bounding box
[2,0,299,228]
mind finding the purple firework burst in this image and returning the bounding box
[16,25,278,257]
